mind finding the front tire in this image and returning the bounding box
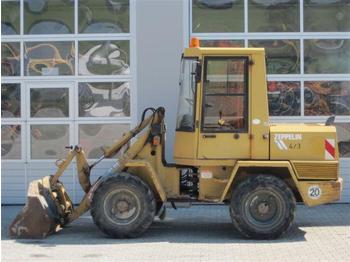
[230,175,296,239]
[91,172,156,238]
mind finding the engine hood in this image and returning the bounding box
[270,123,338,161]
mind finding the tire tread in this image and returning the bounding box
[230,175,296,239]
[91,172,156,238]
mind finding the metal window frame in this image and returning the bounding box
[74,120,131,162]
[1,121,25,162]
[1,79,25,162]
[188,0,350,159]
[201,56,249,133]
[175,56,199,132]
[74,79,132,122]
[26,121,74,162]
[1,0,137,162]
[26,81,74,122]
[188,0,350,122]
[1,80,25,121]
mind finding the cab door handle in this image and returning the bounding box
[202,134,216,138]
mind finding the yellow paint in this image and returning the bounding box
[270,124,338,161]
[174,131,197,159]
[23,46,342,232]
[125,160,167,201]
[174,80,202,162]
[297,178,342,207]
[173,158,236,166]
[219,160,342,207]
[198,166,232,201]
[197,133,251,159]
[174,47,269,164]
[291,161,338,180]
[173,46,341,206]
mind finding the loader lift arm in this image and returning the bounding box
[9,107,165,239]
[9,40,342,240]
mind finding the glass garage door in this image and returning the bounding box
[190,0,350,201]
[1,0,135,204]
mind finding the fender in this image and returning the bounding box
[124,159,167,202]
[220,161,298,201]
[220,160,342,207]
[87,159,167,204]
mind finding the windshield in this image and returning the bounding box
[176,57,198,131]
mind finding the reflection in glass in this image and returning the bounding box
[248,0,299,32]
[24,41,75,76]
[30,88,69,118]
[28,21,71,34]
[249,40,300,74]
[192,0,244,33]
[2,83,21,118]
[200,40,244,47]
[304,39,350,74]
[268,81,300,116]
[79,124,129,159]
[204,96,245,131]
[177,58,198,131]
[24,0,74,34]
[203,58,247,131]
[30,124,69,159]
[335,123,350,158]
[205,59,246,95]
[1,42,20,77]
[1,125,21,159]
[1,0,20,35]
[78,82,130,117]
[79,41,129,75]
[304,81,350,116]
[304,0,350,32]
[79,0,129,33]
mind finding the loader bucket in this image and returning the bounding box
[9,176,73,239]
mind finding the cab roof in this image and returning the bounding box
[183,47,266,57]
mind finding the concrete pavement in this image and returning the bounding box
[1,204,350,261]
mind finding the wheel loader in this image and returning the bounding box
[9,38,343,240]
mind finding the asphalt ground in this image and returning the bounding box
[1,204,350,261]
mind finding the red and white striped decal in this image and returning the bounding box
[325,139,335,160]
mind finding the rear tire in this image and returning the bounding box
[230,175,296,239]
[91,172,156,238]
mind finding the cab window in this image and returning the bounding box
[176,58,199,131]
[202,57,248,132]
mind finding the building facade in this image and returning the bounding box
[1,0,349,204]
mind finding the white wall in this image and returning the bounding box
[136,0,185,161]
[340,160,350,202]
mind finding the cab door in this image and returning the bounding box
[197,56,250,159]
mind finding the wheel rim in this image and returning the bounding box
[103,188,141,225]
[243,189,286,232]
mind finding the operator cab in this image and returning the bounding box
[174,38,269,165]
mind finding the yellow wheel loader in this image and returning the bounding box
[9,38,343,240]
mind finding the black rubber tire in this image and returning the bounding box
[91,172,156,238]
[230,175,296,239]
